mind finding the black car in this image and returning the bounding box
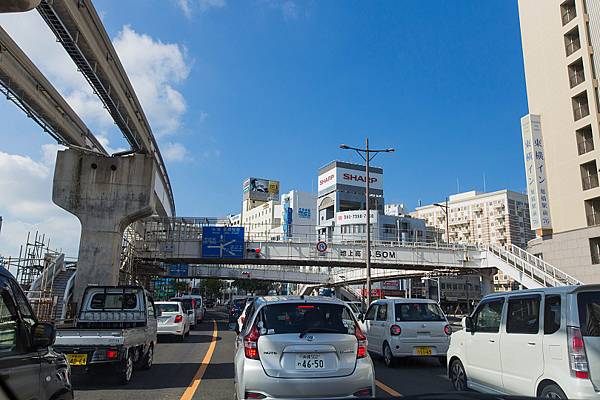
[0,267,72,400]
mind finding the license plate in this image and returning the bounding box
[415,347,432,356]
[66,354,87,365]
[295,353,325,369]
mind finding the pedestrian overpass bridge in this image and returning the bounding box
[131,218,582,290]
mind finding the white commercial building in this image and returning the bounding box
[413,190,534,248]
[518,0,600,283]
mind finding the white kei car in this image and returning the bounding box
[448,285,600,399]
[155,301,190,342]
[362,298,451,367]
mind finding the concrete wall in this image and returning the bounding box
[528,225,600,283]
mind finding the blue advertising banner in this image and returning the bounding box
[202,226,245,258]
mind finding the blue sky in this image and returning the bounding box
[0,0,528,255]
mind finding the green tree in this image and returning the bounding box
[233,279,273,295]
[201,278,225,298]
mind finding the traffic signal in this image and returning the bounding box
[246,248,261,258]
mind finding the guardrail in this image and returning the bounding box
[488,244,581,287]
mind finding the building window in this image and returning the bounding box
[590,237,600,264]
[581,160,599,190]
[561,0,577,26]
[585,197,600,226]
[569,58,585,88]
[573,91,590,121]
[565,27,581,56]
[577,125,595,155]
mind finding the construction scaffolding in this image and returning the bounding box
[0,231,68,321]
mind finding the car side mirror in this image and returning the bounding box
[463,316,474,333]
[32,322,56,348]
[187,310,194,315]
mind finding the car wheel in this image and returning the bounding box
[450,359,467,391]
[140,344,153,370]
[540,384,567,399]
[119,352,134,385]
[383,342,395,368]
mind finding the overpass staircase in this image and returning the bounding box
[486,244,582,289]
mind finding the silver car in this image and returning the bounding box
[234,296,375,399]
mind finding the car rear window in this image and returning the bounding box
[234,299,246,308]
[171,298,193,310]
[90,293,137,310]
[577,291,600,336]
[394,303,445,322]
[156,303,179,313]
[261,303,357,335]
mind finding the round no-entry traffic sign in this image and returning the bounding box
[316,241,328,253]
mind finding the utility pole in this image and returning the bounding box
[340,139,395,307]
[434,198,450,244]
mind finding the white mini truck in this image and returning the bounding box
[54,286,157,384]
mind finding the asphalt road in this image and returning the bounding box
[74,308,454,399]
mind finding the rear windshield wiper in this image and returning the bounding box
[299,327,343,338]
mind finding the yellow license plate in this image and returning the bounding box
[415,347,432,356]
[66,354,87,365]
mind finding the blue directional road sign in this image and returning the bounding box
[202,227,245,259]
[168,264,189,277]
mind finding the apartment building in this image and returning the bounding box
[518,0,600,282]
[412,190,534,248]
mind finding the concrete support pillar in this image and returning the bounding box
[52,149,156,311]
[479,268,496,296]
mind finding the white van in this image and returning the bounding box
[448,285,600,399]
[362,298,451,367]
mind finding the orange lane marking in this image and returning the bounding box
[180,320,218,400]
[376,379,403,397]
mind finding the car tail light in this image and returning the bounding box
[244,392,266,399]
[192,299,196,308]
[355,325,368,359]
[353,388,372,397]
[106,350,118,360]
[568,326,589,379]
[174,314,183,323]
[244,324,260,360]
[444,324,451,335]
[390,325,401,336]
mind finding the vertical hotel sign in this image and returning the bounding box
[521,114,552,231]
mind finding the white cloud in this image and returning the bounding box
[281,0,298,20]
[163,142,190,162]
[0,147,80,258]
[177,0,226,17]
[178,0,193,18]
[113,25,191,136]
[260,0,301,20]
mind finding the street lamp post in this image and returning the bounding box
[434,198,450,244]
[340,138,395,307]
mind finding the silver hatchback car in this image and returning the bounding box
[234,296,375,399]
